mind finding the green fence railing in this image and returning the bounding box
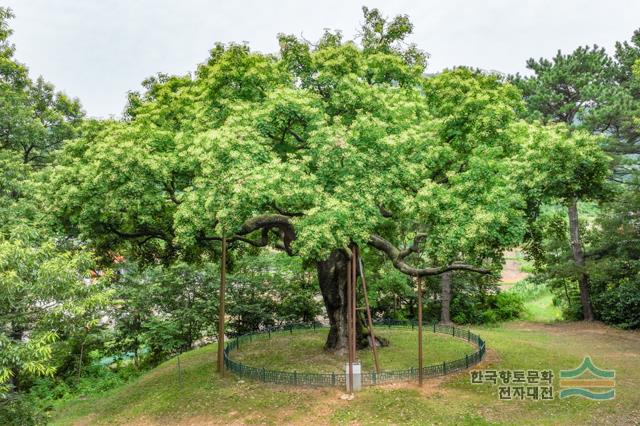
[224,320,485,387]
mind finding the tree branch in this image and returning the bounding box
[367,234,491,276]
[398,233,428,259]
[105,224,167,242]
[203,214,297,255]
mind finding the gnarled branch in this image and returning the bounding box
[204,214,296,255]
[367,234,490,276]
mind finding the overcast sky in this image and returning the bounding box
[4,0,640,118]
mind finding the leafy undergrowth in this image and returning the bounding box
[232,328,474,373]
[51,322,640,425]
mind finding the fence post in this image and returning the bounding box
[268,328,271,339]
[465,354,469,368]
[237,336,239,349]
[467,330,471,341]
[290,325,293,334]
[443,361,447,375]
[433,323,436,333]
[412,321,414,330]
[294,371,297,385]
[332,372,336,386]
[262,367,266,382]
[373,371,377,385]
[452,326,455,336]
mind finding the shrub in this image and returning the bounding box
[593,279,640,329]
[494,292,525,320]
[449,290,524,325]
[0,394,45,426]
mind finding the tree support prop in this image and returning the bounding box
[417,276,424,386]
[217,237,227,374]
[356,245,381,374]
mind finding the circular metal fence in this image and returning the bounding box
[224,320,485,387]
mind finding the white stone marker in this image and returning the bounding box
[345,361,362,392]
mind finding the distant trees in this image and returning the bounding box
[512,27,640,324]
[0,9,83,166]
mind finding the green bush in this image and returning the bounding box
[0,394,45,426]
[494,292,525,320]
[593,279,640,329]
[450,291,524,325]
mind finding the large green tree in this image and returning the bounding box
[515,125,610,320]
[51,9,534,352]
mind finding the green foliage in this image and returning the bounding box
[587,186,640,328]
[592,279,640,329]
[449,291,523,325]
[226,252,322,334]
[0,238,111,395]
[51,13,529,270]
[512,46,616,126]
[515,125,611,207]
[0,8,83,167]
[106,261,218,364]
[0,392,46,426]
[508,278,552,301]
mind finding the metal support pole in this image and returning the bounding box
[417,276,424,386]
[217,236,227,374]
[356,246,380,374]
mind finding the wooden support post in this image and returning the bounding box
[347,247,354,393]
[351,246,357,361]
[417,276,424,386]
[217,236,227,374]
[356,246,380,374]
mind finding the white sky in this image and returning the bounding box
[4,0,640,118]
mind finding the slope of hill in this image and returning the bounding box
[52,322,640,425]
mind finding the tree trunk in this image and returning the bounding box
[568,198,594,321]
[440,272,452,324]
[317,250,351,354]
[318,249,383,354]
[9,325,24,392]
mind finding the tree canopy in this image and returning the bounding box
[51,21,538,276]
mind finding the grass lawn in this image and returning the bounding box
[232,327,476,373]
[521,292,563,323]
[51,321,640,425]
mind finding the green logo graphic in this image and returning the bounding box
[559,357,615,400]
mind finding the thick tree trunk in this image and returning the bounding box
[317,250,349,354]
[568,198,594,321]
[317,249,383,354]
[440,272,452,324]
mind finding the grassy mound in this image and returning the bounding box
[232,327,475,373]
[51,322,640,425]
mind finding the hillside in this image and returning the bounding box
[52,320,640,425]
